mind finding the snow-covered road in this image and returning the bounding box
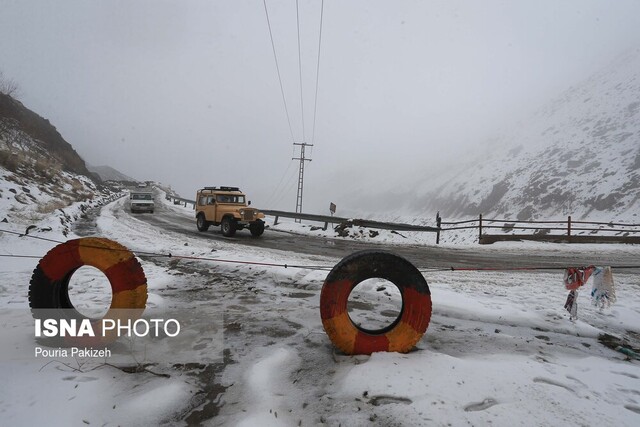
[1,194,640,426]
[121,192,640,271]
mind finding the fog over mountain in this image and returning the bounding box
[86,164,136,183]
[336,48,640,223]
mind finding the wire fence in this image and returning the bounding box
[438,214,640,244]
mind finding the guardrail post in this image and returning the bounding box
[274,215,279,226]
[436,212,441,244]
[478,214,483,243]
[323,221,328,231]
[568,215,572,238]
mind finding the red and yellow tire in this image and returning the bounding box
[29,237,148,345]
[320,250,432,355]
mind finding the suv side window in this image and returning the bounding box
[198,196,207,206]
[207,196,216,205]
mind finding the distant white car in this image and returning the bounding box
[129,191,155,213]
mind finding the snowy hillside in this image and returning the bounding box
[0,169,116,237]
[408,48,640,222]
[0,93,119,233]
[0,93,95,178]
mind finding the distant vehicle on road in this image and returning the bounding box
[195,186,265,237]
[129,190,155,213]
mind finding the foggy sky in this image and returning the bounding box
[1,0,640,214]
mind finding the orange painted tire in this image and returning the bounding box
[29,237,148,345]
[320,250,432,355]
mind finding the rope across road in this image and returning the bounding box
[0,229,640,273]
[2,227,640,274]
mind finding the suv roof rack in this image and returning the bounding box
[201,186,241,192]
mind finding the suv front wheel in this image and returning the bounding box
[196,213,210,232]
[249,221,265,237]
[221,216,237,237]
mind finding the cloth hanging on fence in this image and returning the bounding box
[591,266,616,309]
[564,289,579,321]
[563,266,594,321]
[563,266,596,290]
[563,265,616,321]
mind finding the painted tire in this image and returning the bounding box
[29,237,148,345]
[320,250,432,355]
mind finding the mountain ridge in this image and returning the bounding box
[407,47,640,222]
[87,164,136,183]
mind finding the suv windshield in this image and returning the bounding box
[131,194,153,200]
[216,195,245,204]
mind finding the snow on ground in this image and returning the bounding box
[1,188,640,426]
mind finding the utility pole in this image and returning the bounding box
[293,142,313,222]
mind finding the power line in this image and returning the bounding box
[277,167,298,208]
[265,159,295,207]
[296,0,306,141]
[311,0,325,146]
[263,0,324,213]
[263,0,296,142]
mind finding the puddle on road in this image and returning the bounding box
[288,292,316,299]
[464,398,499,412]
[368,395,413,406]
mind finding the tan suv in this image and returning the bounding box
[195,186,265,237]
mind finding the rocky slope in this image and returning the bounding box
[0,93,116,230]
[0,93,96,178]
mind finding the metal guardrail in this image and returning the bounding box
[261,209,439,233]
[166,195,196,208]
[261,209,347,231]
[161,200,439,234]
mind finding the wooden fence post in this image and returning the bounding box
[479,214,483,243]
[436,211,441,244]
[568,215,572,238]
